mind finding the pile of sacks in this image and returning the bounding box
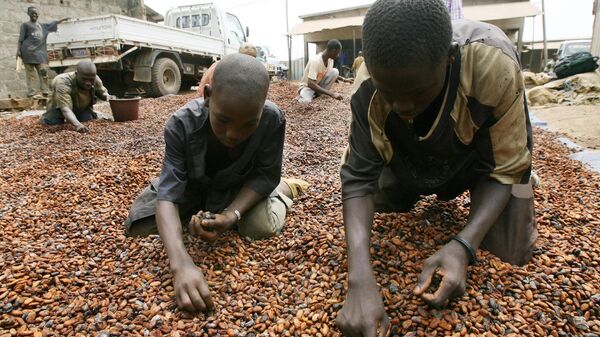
[526,70,600,106]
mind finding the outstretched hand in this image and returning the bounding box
[413,240,470,307]
[76,124,89,133]
[173,262,214,313]
[336,278,390,337]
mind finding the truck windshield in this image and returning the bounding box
[564,42,591,56]
[226,13,246,44]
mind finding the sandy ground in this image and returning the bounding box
[530,104,600,150]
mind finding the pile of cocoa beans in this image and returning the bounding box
[0,82,597,337]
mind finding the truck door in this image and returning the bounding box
[225,13,246,55]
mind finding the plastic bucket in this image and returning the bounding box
[109,97,141,122]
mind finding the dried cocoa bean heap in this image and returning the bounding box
[0,82,598,336]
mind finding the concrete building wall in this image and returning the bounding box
[0,0,146,98]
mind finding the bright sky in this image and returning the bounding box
[524,0,594,42]
[144,0,596,60]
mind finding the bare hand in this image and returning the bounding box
[332,93,343,100]
[76,124,89,133]
[336,280,390,337]
[173,263,214,313]
[413,240,470,307]
[189,211,236,243]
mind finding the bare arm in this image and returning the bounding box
[344,195,376,286]
[156,199,214,313]
[414,178,511,306]
[307,79,341,99]
[17,24,26,58]
[59,106,87,132]
[336,195,390,337]
[460,178,511,248]
[156,200,193,272]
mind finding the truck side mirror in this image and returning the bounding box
[246,26,250,38]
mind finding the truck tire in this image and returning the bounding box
[150,58,181,97]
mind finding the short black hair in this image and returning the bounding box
[27,6,38,13]
[326,39,342,51]
[213,53,269,103]
[363,0,452,67]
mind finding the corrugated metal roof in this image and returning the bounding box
[463,2,541,21]
[291,2,541,36]
[290,16,364,35]
[298,4,371,19]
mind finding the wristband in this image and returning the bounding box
[224,208,241,222]
[451,236,477,265]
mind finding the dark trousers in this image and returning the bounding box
[374,169,537,266]
[41,108,96,125]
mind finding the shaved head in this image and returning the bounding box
[207,53,270,148]
[212,53,269,105]
[77,60,97,74]
[75,60,97,90]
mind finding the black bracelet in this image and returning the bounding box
[452,236,477,265]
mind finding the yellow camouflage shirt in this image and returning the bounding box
[44,72,108,120]
[341,19,533,200]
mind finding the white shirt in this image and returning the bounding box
[300,52,334,89]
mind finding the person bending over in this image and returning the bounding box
[41,60,113,133]
[336,0,537,335]
[125,53,309,313]
[297,39,353,105]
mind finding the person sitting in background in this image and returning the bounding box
[296,39,353,105]
[197,43,258,98]
[40,60,114,133]
[125,53,309,313]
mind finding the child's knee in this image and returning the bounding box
[124,217,158,237]
[238,197,286,240]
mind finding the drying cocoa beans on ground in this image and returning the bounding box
[0,82,598,336]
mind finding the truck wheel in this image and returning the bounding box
[151,58,181,97]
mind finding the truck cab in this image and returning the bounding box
[164,4,249,56]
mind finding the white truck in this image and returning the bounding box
[46,3,249,97]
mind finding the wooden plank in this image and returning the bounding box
[0,98,35,111]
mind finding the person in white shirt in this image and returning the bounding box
[297,39,352,105]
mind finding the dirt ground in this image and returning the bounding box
[531,104,600,150]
